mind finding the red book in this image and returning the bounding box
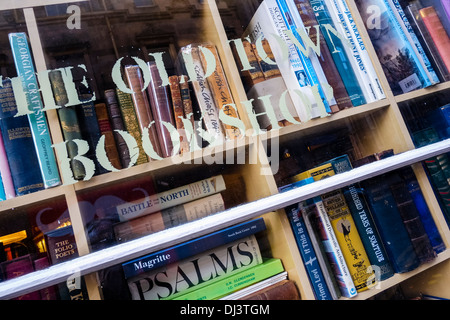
[0,255,41,300]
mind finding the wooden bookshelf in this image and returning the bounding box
[0,0,449,301]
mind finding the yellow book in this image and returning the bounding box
[292,164,374,292]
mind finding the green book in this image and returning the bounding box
[171,259,284,300]
[8,32,61,188]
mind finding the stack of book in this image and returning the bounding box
[280,151,445,299]
[120,218,299,300]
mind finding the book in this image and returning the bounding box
[114,193,226,243]
[286,177,357,298]
[147,61,176,158]
[252,40,283,80]
[292,0,353,110]
[0,129,14,200]
[94,102,122,171]
[354,0,433,94]
[33,256,59,300]
[420,6,450,73]
[238,278,300,300]
[0,255,41,300]
[352,158,421,273]
[115,88,148,165]
[124,65,162,159]
[116,175,227,221]
[308,0,367,107]
[180,45,225,143]
[172,258,284,300]
[277,0,338,113]
[232,39,265,90]
[0,78,45,196]
[126,235,263,300]
[122,218,266,278]
[8,32,62,189]
[103,89,132,168]
[320,155,394,281]
[425,103,450,140]
[49,70,86,180]
[168,75,190,154]
[294,164,375,292]
[199,43,244,140]
[388,0,440,84]
[178,75,197,147]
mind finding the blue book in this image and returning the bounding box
[122,218,266,279]
[426,103,450,140]
[308,0,367,107]
[0,78,44,196]
[275,0,332,114]
[0,174,6,201]
[9,32,61,189]
[280,182,334,300]
[320,155,394,281]
[355,0,432,95]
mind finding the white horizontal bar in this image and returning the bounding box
[0,0,88,11]
[0,139,449,299]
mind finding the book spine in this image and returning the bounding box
[94,102,122,170]
[292,0,353,110]
[0,255,41,300]
[34,256,59,300]
[121,217,266,278]
[326,0,378,102]
[114,192,226,244]
[308,0,367,107]
[285,203,333,300]
[183,46,225,142]
[168,75,190,154]
[116,175,227,221]
[147,61,175,158]
[274,0,333,115]
[76,97,106,175]
[124,65,162,158]
[8,32,61,189]
[49,71,86,180]
[172,259,284,300]
[115,88,148,165]
[127,235,263,300]
[0,78,44,195]
[420,6,450,74]
[253,40,283,80]
[232,39,265,90]
[178,76,198,148]
[239,279,299,300]
[200,44,244,139]
[104,89,132,168]
[388,0,440,84]
[0,130,14,199]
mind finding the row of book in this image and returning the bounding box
[280,151,446,299]
[120,218,300,300]
[234,0,387,128]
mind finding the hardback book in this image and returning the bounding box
[238,278,300,300]
[388,0,440,84]
[0,130,15,199]
[8,32,61,189]
[103,89,132,168]
[199,43,244,140]
[0,78,45,196]
[49,70,86,180]
[320,155,394,281]
[244,0,323,122]
[94,102,122,171]
[420,6,450,73]
[292,0,353,110]
[121,218,266,278]
[147,61,176,158]
[115,88,148,165]
[124,65,162,159]
[425,103,450,140]
[252,40,282,80]
[277,0,337,113]
[352,158,421,273]
[232,39,265,91]
[115,174,227,221]
[0,255,41,300]
[114,193,226,243]
[286,177,357,298]
[126,235,263,300]
[34,256,59,300]
[180,45,225,143]
[308,0,367,107]
[178,75,197,147]
[294,164,375,292]
[168,75,190,154]
[172,258,284,300]
[354,0,433,95]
